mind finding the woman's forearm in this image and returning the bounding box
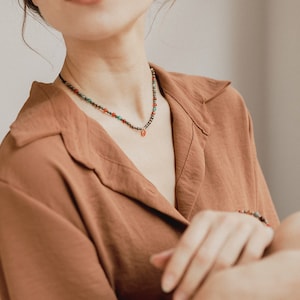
[266,211,300,254]
[194,250,300,300]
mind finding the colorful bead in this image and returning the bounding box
[141,130,146,137]
[59,67,157,137]
[238,209,270,226]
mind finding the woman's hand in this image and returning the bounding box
[193,250,300,300]
[150,210,274,300]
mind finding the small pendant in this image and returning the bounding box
[141,129,147,137]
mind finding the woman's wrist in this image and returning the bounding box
[238,209,270,226]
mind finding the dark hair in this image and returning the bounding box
[22,0,41,16]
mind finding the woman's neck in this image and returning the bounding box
[56,25,154,122]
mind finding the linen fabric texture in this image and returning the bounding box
[0,64,279,300]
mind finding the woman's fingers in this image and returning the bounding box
[209,221,254,272]
[238,225,274,264]
[150,248,174,270]
[160,211,213,293]
[171,213,265,300]
[172,216,237,300]
[152,210,274,300]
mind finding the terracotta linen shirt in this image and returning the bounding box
[0,64,279,300]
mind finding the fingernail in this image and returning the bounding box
[149,255,156,264]
[162,274,175,293]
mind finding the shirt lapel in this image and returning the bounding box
[154,64,230,220]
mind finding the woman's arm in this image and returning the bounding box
[193,212,300,300]
[0,181,117,300]
[266,211,300,253]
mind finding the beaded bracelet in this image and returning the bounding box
[238,210,270,227]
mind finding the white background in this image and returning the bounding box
[1,0,300,219]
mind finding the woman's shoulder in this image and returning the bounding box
[153,64,250,130]
[153,64,247,110]
[0,129,68,196]
[0,81,86,197]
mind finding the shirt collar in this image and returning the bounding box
[10,64,230,168]
[152,63,230,135]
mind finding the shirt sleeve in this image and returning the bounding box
[0,180,117,300]
[247,113,280,228]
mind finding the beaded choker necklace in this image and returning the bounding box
[59,67,157,137]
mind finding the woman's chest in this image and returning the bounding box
[100,98,176,206]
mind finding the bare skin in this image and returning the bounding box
[192,212,300,300]
[150,211,274,300]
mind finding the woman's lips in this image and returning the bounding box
[65,0,100,5]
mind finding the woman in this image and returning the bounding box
[0,0,299,299]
